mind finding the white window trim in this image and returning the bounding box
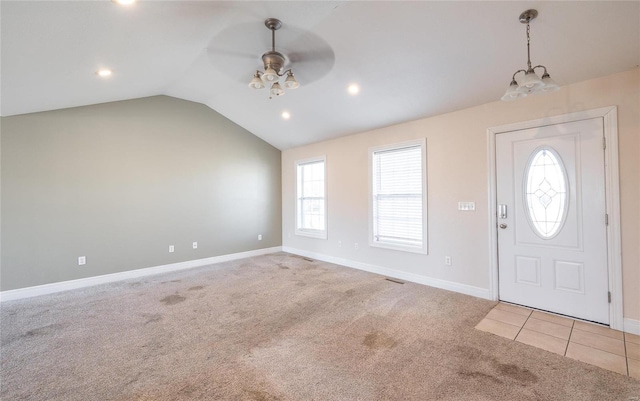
[368,138,428,254]
[295,156,327,240]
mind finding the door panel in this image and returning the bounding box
[496,118,608,324]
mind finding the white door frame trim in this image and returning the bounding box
[487,106,623,330]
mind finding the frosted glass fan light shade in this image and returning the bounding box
[284,73,299,89]
[248,75,265,89]
[262,67,279,82]
[501,80,527,101]
[270,82,284,97]
[541,74,560,93]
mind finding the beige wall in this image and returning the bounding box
[1,95,282,291]
[282,68,639,322]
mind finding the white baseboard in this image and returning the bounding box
[624,318,640,335]
[5,246,639,335]
[282,246,492,300]
[282,247,640,335]
[0,246,282,302]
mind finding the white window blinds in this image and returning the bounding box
[296,158,326,238]
[371,142,425,251]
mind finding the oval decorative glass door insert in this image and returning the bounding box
[524,147,568,239]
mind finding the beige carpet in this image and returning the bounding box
[1,252,638,400]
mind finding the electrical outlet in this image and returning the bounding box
[78,256,86,266]
[258,234,262,241]
[338,240,342,248]
[169,245,175,253]
[192,242,197,249]
[445,256,452,266]
[354,243,359,250]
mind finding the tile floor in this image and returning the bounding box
[476,302,640,379]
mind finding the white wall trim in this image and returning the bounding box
[0,247,283,302]
[624,318,640,336]
[487,106,624,331]
[283,246,491,300]
[294,155,328,240]
[368,138,429,255]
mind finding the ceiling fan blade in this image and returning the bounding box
[206,47,255,60]
[205,21,269,84]
[286,49,335,85]
[277,28,336,85]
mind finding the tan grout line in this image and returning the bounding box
[568,340,628,358]
[489,305,531,324]
[519,313,573,337]
[482,316,522,328]
[522,325,571,341]
[564,319,575,356]
[624,332,629,376]
[513,309,532,340]
[571,326,626,343]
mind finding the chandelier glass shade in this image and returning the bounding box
[249,18,300,99]
[501,10,559,101]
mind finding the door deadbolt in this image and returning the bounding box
[499,224,507,229]
[498,204,507,219]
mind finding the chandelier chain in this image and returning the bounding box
[526,23,532,70]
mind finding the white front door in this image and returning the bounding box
[496,118,609,324]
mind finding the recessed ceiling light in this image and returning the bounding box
[113,0,136,5]
[347,84,360,95]
[96,69,113,78]
[281,111,291,120]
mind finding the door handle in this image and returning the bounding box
[499,224,507,229]
[498,204,507,219]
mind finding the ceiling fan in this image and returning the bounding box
[248,18,299,99]
[206,18,335,98]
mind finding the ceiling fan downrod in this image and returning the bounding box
[248,18,300,99]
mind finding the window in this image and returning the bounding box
[295,157,327,239]
[524,147,568,239]
[370,139,427,253]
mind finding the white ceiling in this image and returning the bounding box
[2,1,639,150]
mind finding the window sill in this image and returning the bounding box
[295,230,327,240]
[369,241,427,255]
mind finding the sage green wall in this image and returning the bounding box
[0,95,282,291]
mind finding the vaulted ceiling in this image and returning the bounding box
[2,1,639,149]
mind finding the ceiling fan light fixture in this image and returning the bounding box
[283,71,299,89]
[501,10,559,101]
[248,72,265,89]
[270,82,284,98]
[262,66,279,82]
[249,18,300,99]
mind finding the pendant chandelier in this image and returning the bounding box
[501,10,559,101]
[248,18,300,99]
